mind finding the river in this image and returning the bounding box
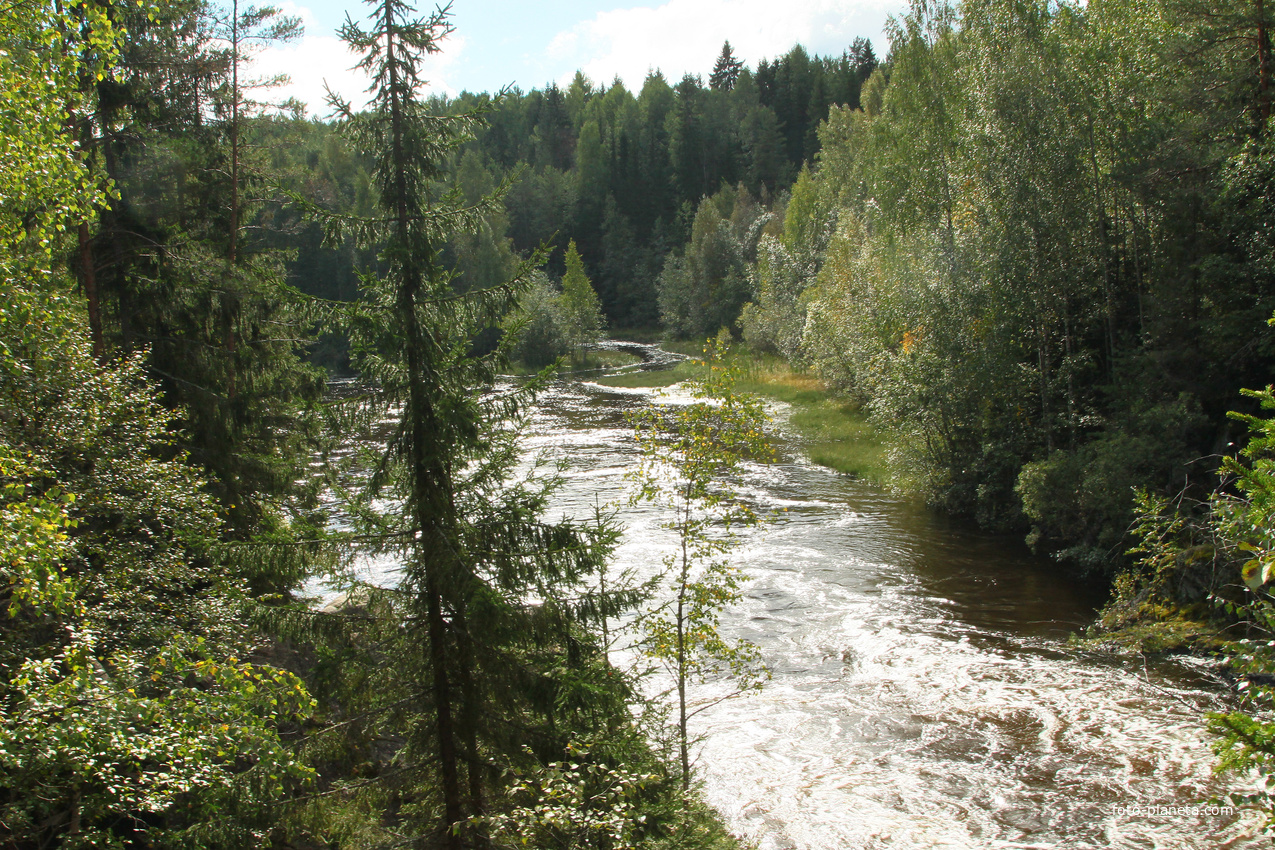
[336,347,1265,849]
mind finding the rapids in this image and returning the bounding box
[327,349,1266,849]
[518,368,1263,850]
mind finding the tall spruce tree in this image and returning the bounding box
[73,0,325,595]
[317,2,631,845]
[709,41,743,92]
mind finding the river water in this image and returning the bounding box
[516,358,1264,850]
[334,349,1265,849]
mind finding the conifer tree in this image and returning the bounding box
[316,2,630,844]
[560,239,605,360]
[710,41,743,92]
[70,0,325,595]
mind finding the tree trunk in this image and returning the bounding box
[384,0,463,840]
[226,0,240,398]
[677,518,690,792]
[1258,0,1272,128]
[229,0,240,265]
[78,222,104,359]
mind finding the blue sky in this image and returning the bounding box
[251,0,906,115]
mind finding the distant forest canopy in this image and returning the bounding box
[281,38,880,330]
[268,0,1275,577]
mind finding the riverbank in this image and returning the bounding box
[589,340,1236,657]
[593,345,889,484]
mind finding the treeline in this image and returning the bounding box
[190,0,1275,589]
[280,39,880,335]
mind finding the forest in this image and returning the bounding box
[6,0,1275,845]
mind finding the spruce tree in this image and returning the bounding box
[315,1,631,844]
[709,40,743,92]
[73,0,325,595]
[560,239,605,361]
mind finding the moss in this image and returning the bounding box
[1078,615,1227,654]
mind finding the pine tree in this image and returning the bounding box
[709,40,743,92]
[315,1,631,844]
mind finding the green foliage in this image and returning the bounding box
[561,239,606,358]
[70,0,330,597]
[300,4,646,846]
[485,745,655,850]
[0,275,317,849]
[1016,395,1210,573]
[772,0,1275,571]
[503,242,606,369]
[739,173,819,361]
[0,6,316,843]
[629,337,774,790]
[506,271,573,368]
[658,195,757,339]
[1113,388,1275,828]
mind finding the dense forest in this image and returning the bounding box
[8,0,1275,845]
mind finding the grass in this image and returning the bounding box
[592,359,704,388]
[732,354,889,484]
[594,345,890,484]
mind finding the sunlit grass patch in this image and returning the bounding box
[792,402,888,483]
[729,351,888,483]
[593,342,889,483]
[592,360,705,388]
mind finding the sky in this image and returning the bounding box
[249,0,907,116]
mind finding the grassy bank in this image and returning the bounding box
[506,349,643,376]
[595,346,889,484]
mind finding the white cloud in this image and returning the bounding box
[545,0,898,91]
[248,6,466,117]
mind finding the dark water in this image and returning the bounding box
[335,354,1265,849]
